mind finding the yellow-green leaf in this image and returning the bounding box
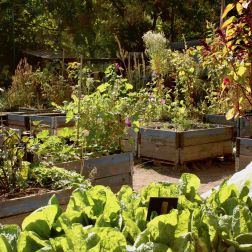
[221,16,237,29]
[236,2,243,15]
[222,3,235,19]
[226,108,235,120]
[237,65,247,77]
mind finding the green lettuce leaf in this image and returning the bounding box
[22,204,60,239]
[17,231,49,252]
[0,224,20,252]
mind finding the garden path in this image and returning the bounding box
[133,159,235,193]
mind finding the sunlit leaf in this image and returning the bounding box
[222,3,235,19]
[226,108,235,120]
[221,16,237,29]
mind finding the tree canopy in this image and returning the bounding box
[0,0,229,71]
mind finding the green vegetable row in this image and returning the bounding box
[1,173,252,252]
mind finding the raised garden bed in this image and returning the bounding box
[0,188,73,225]
[57,152,133,192]
[120,128,138,156]
[235,137,252,171]
[7,112,74,132]
[18,107,52,114]
[139,125,234,165]
[204,113,252,138]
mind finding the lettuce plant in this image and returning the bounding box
[2,173,252,251]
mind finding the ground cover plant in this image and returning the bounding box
[1,173,252,251]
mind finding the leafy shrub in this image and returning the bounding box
[5,58,72,109]
[143,31,210,119]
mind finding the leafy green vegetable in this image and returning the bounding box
[0,224,20,252]
[22,204,60,239]
[30,166,90,190]
[1,173,252,252]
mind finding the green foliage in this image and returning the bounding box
[5,58,73,109]
[30,166,89,190]
[0,126,90,193]
[197,1,252,118]
[0,224,20,252]
[0,127,27,193]
[143,31,214,122]
[26,128,78,165]
[2,173,252,251]
[55,65,143,156]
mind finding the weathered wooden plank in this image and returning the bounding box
[56,153,133,181]
[0,188,73,219]
[56,160,82,173]
[0,205,68,226]
[182,126,233,146]
[29,115,54,128]
[204,114,237,127]
[180,140,233,163]
[140,127,178,146]
[139,141,179,163]
[235,155,252,171]
[237,138,252,156]
[121,128,138,154]
[93,172,132,192]
[30,114,74,129]
[82,153,133,179]
[239,116,252,137]
[7,114,32,129]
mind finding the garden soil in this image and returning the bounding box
[133,158,235,194]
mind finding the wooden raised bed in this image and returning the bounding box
[0,188,73,225]
[139,126,234,165]
[7,113,33,130]
[57,152,133,192]
[235,137,252,171]
[204,113,252,138]
[29,113,75,132]
[7,112,74,132]
[18,107,52,114]
[120,128,138,156]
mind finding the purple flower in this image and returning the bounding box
[125,117,132,127]
[160,98,166,105]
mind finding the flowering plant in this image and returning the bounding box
[199,1,252,119]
